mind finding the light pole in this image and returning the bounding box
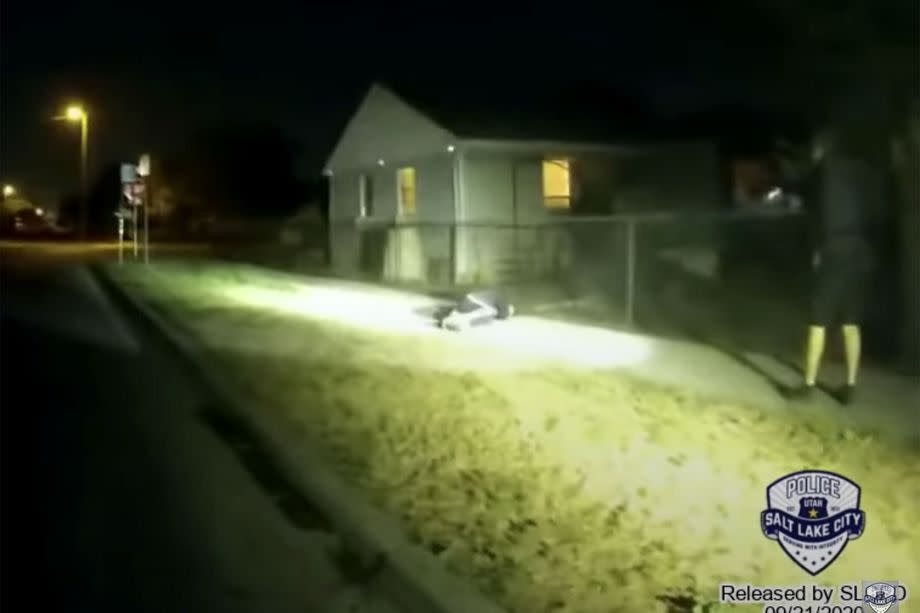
[55,105,89,240]
[138,154,151,265]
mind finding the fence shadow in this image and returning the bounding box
[635,258,811,396]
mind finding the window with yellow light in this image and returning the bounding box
[397,167,416,216]
[542,159,571,209]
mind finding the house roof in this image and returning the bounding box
[377,77,664,145]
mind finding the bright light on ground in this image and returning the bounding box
[110,262,920,613]
[223,282,442,335]
[221,278,650,369]
[458,317,651,368]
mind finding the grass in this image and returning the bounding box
[110,261,920,613]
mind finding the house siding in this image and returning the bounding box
[457,152,512,283]
[330,155,455,223]
[388,154,456,283]
[330,172,361,221]
[328,153,456,283]
[328,171,360,275]
[463,152,514,222]
[325,85,456,174]
[457,151,565,283]
[453,144,723,284]
[325,83,725,287]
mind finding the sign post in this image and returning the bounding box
[120,162,143,260]
[119,159,152,264]
[133,191,139,258]
[138,154,151,265]
[116,211,124,264]
[115,206,133,264]
[118,164,136,264]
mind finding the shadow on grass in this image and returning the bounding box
[198,403,332,532]
[634,261,823,399]
[198,402,390,584]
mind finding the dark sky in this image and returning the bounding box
[2,2,914,207]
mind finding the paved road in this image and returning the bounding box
[0,248,401,613]
[0,239,211,260]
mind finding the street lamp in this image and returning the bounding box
[55,104,89,240]
[2,184,15,198]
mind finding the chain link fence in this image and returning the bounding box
[328,209,811,354]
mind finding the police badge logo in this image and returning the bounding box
[760,470,866,575]
[864,582,902,613]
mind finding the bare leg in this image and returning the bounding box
[842,324,861,385]
[804,325,826,386]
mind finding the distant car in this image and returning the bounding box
[9,208,58,237]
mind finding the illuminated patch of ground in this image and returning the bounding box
[111,262,920,613]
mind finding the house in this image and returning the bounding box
[323,82,723,286]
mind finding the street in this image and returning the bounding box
[0,245,401,613]
[0,239,211,260]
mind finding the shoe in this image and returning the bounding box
[786,384,817,402]
[837,384,856,406]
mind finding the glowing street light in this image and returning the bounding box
[54,104,89,240]
[2,184,15,197]
[64,105,85,122]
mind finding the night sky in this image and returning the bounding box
[2,2,916,207]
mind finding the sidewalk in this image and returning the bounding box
[547,322,919,447]
[391,278,919,446]
[614,262,920,446]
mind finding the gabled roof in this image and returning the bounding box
[376,77,662,145]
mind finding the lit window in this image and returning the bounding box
[397,167,416,215]
[542,159,571,209]
[359,174,374,217]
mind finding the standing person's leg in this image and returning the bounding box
[792,265,835,397]
[841,324,861,382]
[837,267,868,404]
[803,325,827,388]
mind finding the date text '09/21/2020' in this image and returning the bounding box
[762,606,866,613]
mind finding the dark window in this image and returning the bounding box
[359,174,374,217]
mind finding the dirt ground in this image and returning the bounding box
[111,261,920,613]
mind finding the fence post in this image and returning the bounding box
[449,223,457,286]
[625,218,636,327]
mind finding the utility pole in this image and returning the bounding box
[79,112,88,241]
[138,154,151,264]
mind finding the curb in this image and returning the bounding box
[92,263,508,613]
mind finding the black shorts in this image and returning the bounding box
[810,264,866,327]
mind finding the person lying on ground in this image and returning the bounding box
[439,289,515,331]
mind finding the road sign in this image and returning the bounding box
[132,182,145,205]
[120,163,138,184]
[122,182,145,206]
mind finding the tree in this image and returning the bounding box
[58,163,124,238]
[159,121,308,228]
